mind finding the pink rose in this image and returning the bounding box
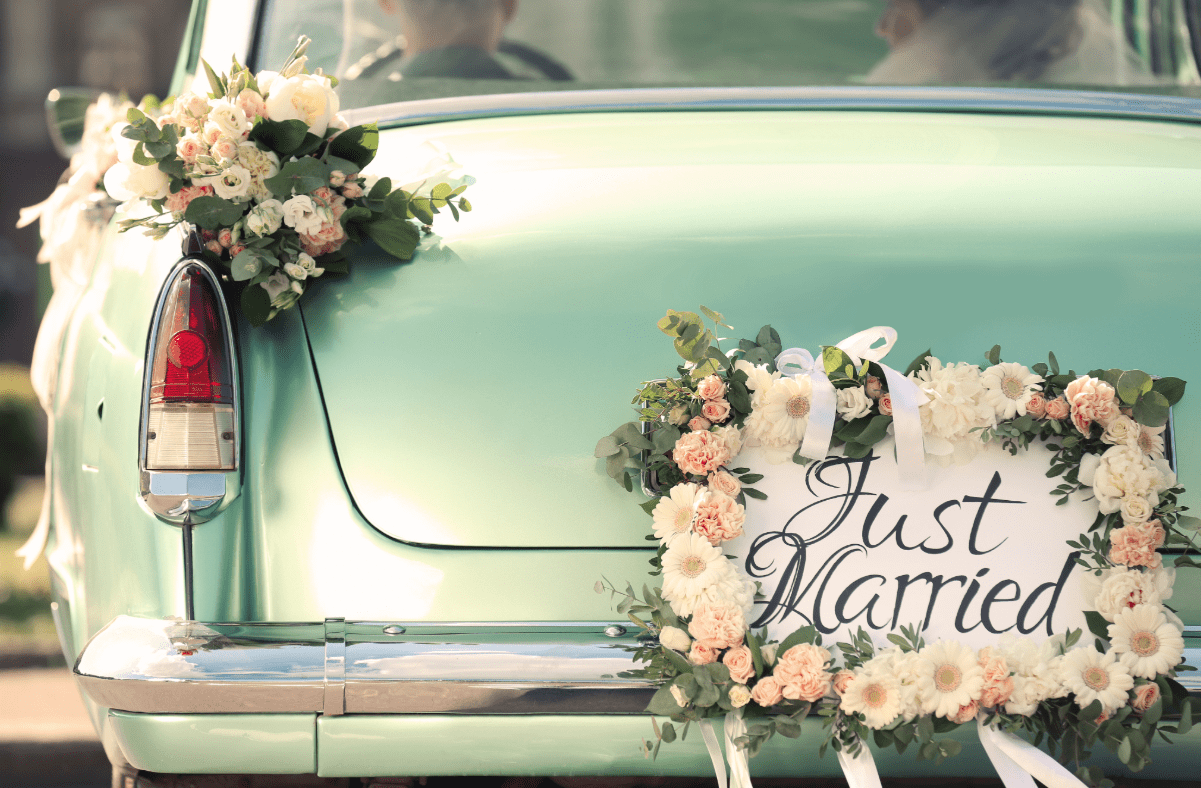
[723,645,755,684]
[217,228,234,248]
[702,399,731,424]
[688,642,718,666]
[329,170,347,188]
[235,88,268,121]
[229,244,246,258]
[688,417,711,432]
[341,181,365,199]
[672,431,731,476]
[204,240,224,257]
[176,136,207,163]
[865,376,883,399]
[1044,397,1070,420]
[211,137,239,161]
[774,644,832,703]
[301,238,340,258]
[202,124,223,146]
[1109,520,1165,569]
[1133,682,1160,713]
[832,670,854,696]
[1026,392,1047,418]
[688,602,745,651]
[878,394,893,416]
[950,701,980,725]
[693,492,745,545]
[1065,376,1118,436]
[750,676,785,707]
[708,470,741,498]
[696,375,727,401]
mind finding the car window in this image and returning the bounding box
[254,0,1199,112]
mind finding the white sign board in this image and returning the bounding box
[725,438,1090,648]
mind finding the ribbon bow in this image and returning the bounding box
[775,327,929,490]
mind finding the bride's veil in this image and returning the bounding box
[865,0,1160,86]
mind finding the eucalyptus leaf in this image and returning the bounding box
[364,216,420,260]
[1132,391,1170,428]
[1151,377,1186,406]
[184,196,245,230]
[1117,370,1153,405]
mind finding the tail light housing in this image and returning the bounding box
[139,260,239,523]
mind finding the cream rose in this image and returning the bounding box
[659,626,691,652]
[837,386,872,422]
[265,74,339,135]
[1120,495,1154,525]
[282,195,324,234]
[1102,415,1141,448]
[701,399,731,424]
[728,683,752,708]
[207,99,251,139]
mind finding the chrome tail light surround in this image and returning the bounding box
[139,258,241,525]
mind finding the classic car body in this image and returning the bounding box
[36,0,1201,781]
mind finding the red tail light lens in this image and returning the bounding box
[144,264,237,471]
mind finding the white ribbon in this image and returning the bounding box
[836,741,884,788]
[977,716,1088,788]
[776,326,929,490]
[700,709,753,788]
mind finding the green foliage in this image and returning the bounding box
[184,196,244,230]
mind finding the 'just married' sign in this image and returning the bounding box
[727,438,1089,648]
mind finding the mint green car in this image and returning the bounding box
[42,0,1201,783]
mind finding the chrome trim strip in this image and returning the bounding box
[341,86,1201,130]
[324,618,346,717]
[74,617,655,715]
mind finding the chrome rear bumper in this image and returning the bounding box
[74,616,655,715]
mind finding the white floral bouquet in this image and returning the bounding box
[596,307,1197,782]
[105,37,471,326]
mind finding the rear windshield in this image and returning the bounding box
[254,0,1201,112]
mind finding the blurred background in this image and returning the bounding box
[0,0,192,668]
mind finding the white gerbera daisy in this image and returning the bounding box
[660,534,734,617]
[1061,647,1134,714]
[841,671,902,729]
[981,362,1043,420]
[916,640,984,719]
[756,375,814,448]
[1108,604,1185,678]
[651,483,704,545]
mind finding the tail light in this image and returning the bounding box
[140,259,239,524]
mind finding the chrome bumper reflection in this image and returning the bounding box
[73,616,655,715]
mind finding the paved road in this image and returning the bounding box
[0,667,108,787]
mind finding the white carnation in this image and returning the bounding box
[836,386,872,422]
[1092,445,1164,514]
[1083,565,1174,622]
[911,358,996,465]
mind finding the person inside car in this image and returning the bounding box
[866,0,1157,85]
[380,0,519,79]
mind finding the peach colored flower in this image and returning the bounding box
[342,181,364,199]
[229,244,246,258]
[692,492,745,546]
[235,88,268,120]
[865,376,883,399]
[708,470,741,498]
[329,170,347,188]
[950,700,980,724]
[702,399,731,424]
[774,644,832,703]
[1065,376,1118,436]
[176,136,207,163]
[204,240,223,256]
[688,601,745,650]
[879,394,893,416]
[688,642,718,665]
[1026,392,1047,418]
[164,184,213,215]
[688,417,711,432]
[217,228,234,248]
[1109,520,1165,569]
[978,653,1014,709]
[832,670,855,696]
[1044,397,1070,420]
[211,137,239,161]
[724,645,755,684]
[750,676,785,707]
[673,430,731,476]
[696,375,727,401]
[1133,682,1160,713]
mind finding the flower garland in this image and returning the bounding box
[103,37,471,326]
[595,307,1199,784]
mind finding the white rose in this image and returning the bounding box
[760,643,778,666]
[208,164,253,202]
[669,683,689,708]
[297,252,324,277]
[261,271,290,301]
[104,161,170,201]
[281,195,323,234]
[836,386,872,422]
[211,136,239,162]
[245,199,285,237]
[283,262,306,280]
[728,683,752,708]
[1102,415,1141,447]
[659,626,692,652]
[207,99,250,139]
[1119,495,1154,525]
[265,74,339,136]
